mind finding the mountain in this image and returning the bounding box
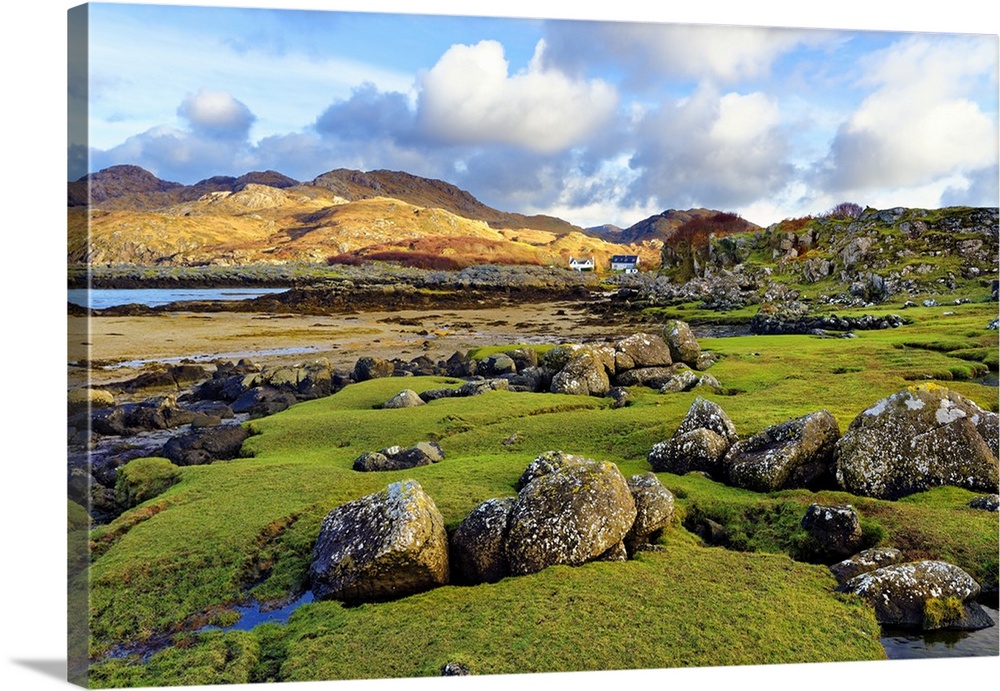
[618,208,760,244]
[67,165,662,270]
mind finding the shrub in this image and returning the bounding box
[824,202,863,220]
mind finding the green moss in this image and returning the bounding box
[922,596,966,630]
[114,457,182,510]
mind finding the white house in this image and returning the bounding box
[610,255,640,273]
[568,256,595,272]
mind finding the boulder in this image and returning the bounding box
[352,442,444,472]
[625,473,675,551]
[969,494,999,511]
[515,450,591,491]
[800,504,863,560]
[231,387,297,418]
[445,351,477,378]
[837,560,993,630]
[658,369,700,394]
[835,384,999,499]
[829,547,905,585]
[353,356,395,382]
[615,366,679,389]
[648,428,730,476]
[381,389,426,409]
[612,333,672,372]
[310,480,450,603]
[550,350,610,397]
[724,411,840,492]
[663,320,701,365]
[674,397,739,445]
[608,386,632,409]
[449,497,516,584]
[504,460,637,576]
[479,353,517,377]
[161,424,250,466]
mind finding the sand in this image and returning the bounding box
[68,299,636,390]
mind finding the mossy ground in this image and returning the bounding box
[82,303,998,687]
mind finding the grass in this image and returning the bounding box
[82,304,998,686]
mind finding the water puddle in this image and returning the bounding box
[108,346,320,369]
[203,592,315,633]
[881,604,998,659]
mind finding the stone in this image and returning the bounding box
[353,356,395,382]
[674,397,739,445]
[658,369,700,394]
[836,560,991,630]
[381,389,425,409]
[829,548,905,585]
[352,442,444,472]
[608,386,632,409]
[615,366,679,389]
[625,473,675,550]
[450,497,516,584]
[504,460,637,576]
[515,450,591,491]
[969,494,999,511]
[663,320,701,365]
[161,424,251,466]
[550,350,610,397]
[835,384,999,499]
[801,504,863,560]
[310,480,449,603]
[725,411,841,492]
[612,333,673,372]
[648,428,730,476]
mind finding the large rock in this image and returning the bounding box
[835,384,999,499]
[449,497,516,584]
[724,411,841,492]
[800,504,863,560]
[515,450,591,491]
[625,473,675,551]
[829,548,905,586]
[353,356,395,382]
[550,350,610,397]
[612,333,672,372]
[381,389,426,409]
[352,442,444,472]
[674,397,739,445]
[161,424,251,466]
[648,428,730,476]
[615,366,679,389]
[309,480,449,603]
[663,320,701,366]
[837,560,993,630]
[504,460,636,576]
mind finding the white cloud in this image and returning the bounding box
[628,86,792,209]
[822,35,998,194]
[178,89,256,140]
[416,40,618,153]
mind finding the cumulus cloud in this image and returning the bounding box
[543,21,825,85]
[416,39,618,153]
[819,36,998,195]
[177,88,256,140]
[627,86,793,210]
[314,83,415,142]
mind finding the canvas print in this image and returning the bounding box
[67,2,999,688]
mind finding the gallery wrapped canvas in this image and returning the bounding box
[64,1,998,689]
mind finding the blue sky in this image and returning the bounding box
[72,1,999,228]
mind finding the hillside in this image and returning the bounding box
[619,208,760,244]
[68,166,661,270]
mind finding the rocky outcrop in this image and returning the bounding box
[724,411,840,492]
[800,504,863,561]
[352,442,444,472]
[836,560,994,630]
[310,480,449,603]
[835,384,999,499]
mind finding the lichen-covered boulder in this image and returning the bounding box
[515,450,591,491]
[310,480,449,603]
[381,389,426,409]
[829,547,905,585]
[663,320,701,366]
[835,384,999,499]
[625,473,675,551]
[658,369,700,394]
[450,497,515,584]
[724,411,840,492]
[504,460,636,576]
[675,397,739,445]
[836,560,993,630]
[550,350,610,397]
[612,333,673,372]
[615,366,679,389]
[800,504,863,560]
[648,428,730,476]
[970,494,999,511]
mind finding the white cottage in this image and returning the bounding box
[568,256,595,272]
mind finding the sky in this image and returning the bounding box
[71,1,999,229]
